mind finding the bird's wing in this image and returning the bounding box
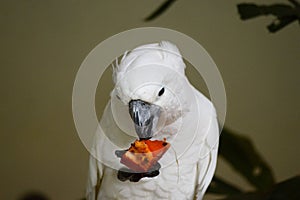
[86,151,103,200]
[86,100,135,200]
[193,90,220,200]
[195,118,219,200]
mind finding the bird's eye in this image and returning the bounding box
[158,87,165,96]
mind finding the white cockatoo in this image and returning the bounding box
[86,41,219,200]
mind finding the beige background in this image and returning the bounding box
[0,0,299,199]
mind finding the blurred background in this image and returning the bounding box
[0,0,299,199]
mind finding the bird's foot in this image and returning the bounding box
[117,163,161,182]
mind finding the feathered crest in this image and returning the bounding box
[112,41,186,85]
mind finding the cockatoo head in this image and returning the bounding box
[112,41,190,140]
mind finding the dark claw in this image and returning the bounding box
[129,173,144,182]
[117,163,161,182]
[115,150,126,158]
[144,169,160,178]
[117,168,133,182]
[150,162,161,171]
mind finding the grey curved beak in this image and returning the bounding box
[129,99,161,139]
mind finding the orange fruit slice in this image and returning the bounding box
[120,139,170,172]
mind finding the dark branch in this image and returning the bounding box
[144,0,177,21]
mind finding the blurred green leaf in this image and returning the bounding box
[219,128,275,190]
[144,0,177,21]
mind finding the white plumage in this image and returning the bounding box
[86,41,219,200]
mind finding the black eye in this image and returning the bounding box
[158,87,165,96]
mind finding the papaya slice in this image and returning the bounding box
[120,139,170,172]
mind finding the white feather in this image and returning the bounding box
[86,41,219,200]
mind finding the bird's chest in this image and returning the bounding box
[98,161,198,200]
